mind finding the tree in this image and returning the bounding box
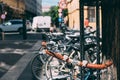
[101,0,120,79]
[42,6,59,27]
[42,6,68,28]
[49,6,59,27]
[42,11,51,16]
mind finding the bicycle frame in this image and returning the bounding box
[42,41,113,69]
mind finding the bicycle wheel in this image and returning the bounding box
[84,45,103,64]
[31,53,46,80]
[45,56,72,80]
[39,47,49,64]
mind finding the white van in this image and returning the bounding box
[32,16,51,32]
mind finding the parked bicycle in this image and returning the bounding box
[31,40,113,80]
[31,28,113,80]
[42,41,113,80]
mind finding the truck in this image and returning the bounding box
[32,16,51,32]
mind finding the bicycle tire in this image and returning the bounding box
[39,47,49,64]
[45,49,81,80]
[84,45,103,64]
[45,56,72,80]
[31,53,45,80]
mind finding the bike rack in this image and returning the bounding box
[79,0,101,80]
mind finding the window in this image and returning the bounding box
[10,20,22,24]
[4,22,12,26]
[88,7,96,22]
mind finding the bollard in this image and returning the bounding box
[2,32,4,40]
[0,32,5,40]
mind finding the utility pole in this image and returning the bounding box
[22,12,27,40]
[0,2,5,40]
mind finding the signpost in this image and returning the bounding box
[0,14,6,40]
[1,14,6,20]
[58,18,62,22]
[1,13,7,24]
[58,0,67,31]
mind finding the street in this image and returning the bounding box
[0,31,49,40]
[0,31,48,80]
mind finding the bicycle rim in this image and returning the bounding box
[31,54,44,80]
[39,47,49,64]
[45,56,71,80]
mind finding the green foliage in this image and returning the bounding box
[42,6,68,27]
[42,11,51,16]
[42,6,59,27]
[50,6,59,26]
[62,9,68,17]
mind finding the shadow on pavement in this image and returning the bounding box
[0,41,37,49]
[0,53,23,78]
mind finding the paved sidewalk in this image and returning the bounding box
[0,40,42,80]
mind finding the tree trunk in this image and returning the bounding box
[101,0,120,79]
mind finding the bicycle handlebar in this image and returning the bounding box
[45,49,113,69]
[41,41,113,69]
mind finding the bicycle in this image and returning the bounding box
[30,46,49,80]
[31,30,113,80]
[31,41,97,80]
[41,41,113,80]
[45,44,81,80]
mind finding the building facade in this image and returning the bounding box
[42,6,50,13]
[25,0,42,18]
[0,0,25,19]
[36,0,42,15]
[66,0,102,30]
[0,0,42,21]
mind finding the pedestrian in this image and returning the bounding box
[84,18,89,28]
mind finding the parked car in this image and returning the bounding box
[0,19,32,34]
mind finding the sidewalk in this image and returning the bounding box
[0,40,42,80]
